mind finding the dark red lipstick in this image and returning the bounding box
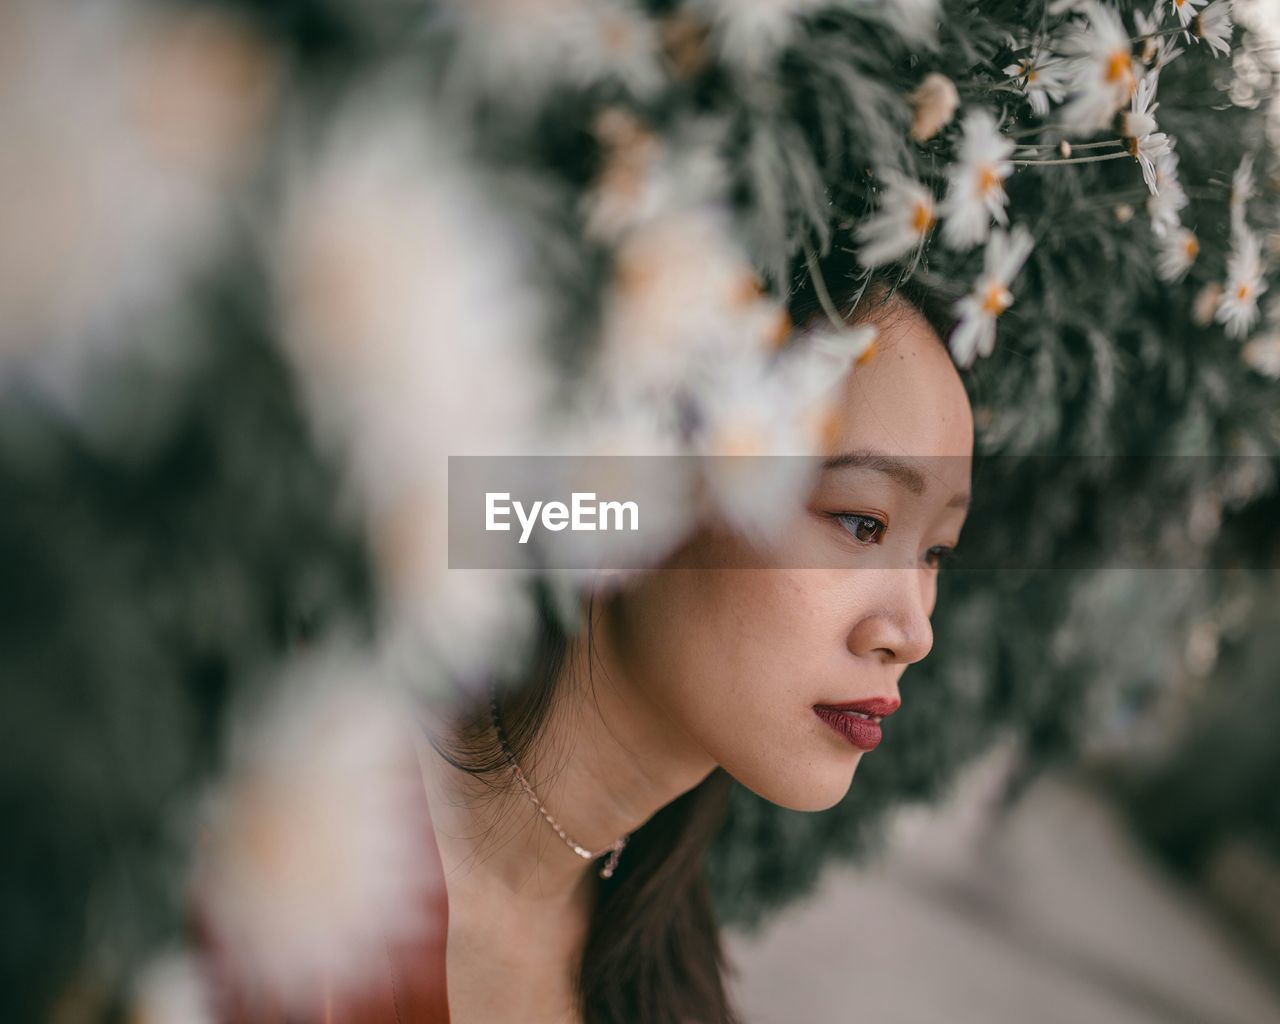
[813,698,901,752]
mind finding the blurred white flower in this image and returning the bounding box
[1147,146,1188,238]
[1170,0,1208,28]
[941,110,1015,250]
[597,207,789,395]
[1004,49,1071,117]
[582,110,727,242]
[1156,228,1200,282]
[1216,226,1268,338]
[856,173,937,267]
[882,0,942,46]
[276,95,552,676]
[949,225,1036,368]
[193,649,439,1015]
[692,0,825,69]
[0,1,273,391]
[1241,332,1280,377]
[1230,152,1255,234]
[436,0,663,101]
[131,951,216,1024]
[1059,2,1140,133]
[908,73,960,141]
[536,399,696,582]
[1191,0,1234,56]
[692,327,875,542]
[1192,281,1224,325]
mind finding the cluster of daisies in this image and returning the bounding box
[854,0,1270,369]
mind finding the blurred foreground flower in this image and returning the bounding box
[693,325,877,542]
[130,951,216,1024]
[434,0,663,102]
[0,0,273,393]
[276,94,553,677]
[192,648,439,1016]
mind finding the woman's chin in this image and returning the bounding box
[738,753,865,813]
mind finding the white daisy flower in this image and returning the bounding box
[1058,2,1141,134]
[1156,228,1200,282]
[949,225,1036,368]
[1135,5,1184,67]
[1170,0,1207,28]
[131,952,216,1024]
[1191,0,1234,57]
[1120,74,1171,194]
[192,649,442,1015]
[856,172,937,267]
[908,73,960,141]
[1230,152,1254,234]
[1120,72,1160,140]
[941,109,1015,250]
[1003,48,1071,117]
[1147,145,1188,238]
[1241,333,1280,378]
[1133,132,1173,195]
[1216,226,1268,338]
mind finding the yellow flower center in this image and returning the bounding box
[981,281,1013,316]
[1237,283,1252,301]
[911,200,936,233]
[1184,235,1200,259]
[1105,51,1137,98]
[978,164,1002,198]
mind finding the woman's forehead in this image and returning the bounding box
[826,307,975,463]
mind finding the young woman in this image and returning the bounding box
[207,279,973,1024]
[412,279,975,1024]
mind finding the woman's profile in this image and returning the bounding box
[386,276,975,1024]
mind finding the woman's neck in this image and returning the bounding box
[418,599,718,910]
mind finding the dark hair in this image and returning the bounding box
[787,246,959,343]
[428,586,740,1024]
[424,254,948,1024]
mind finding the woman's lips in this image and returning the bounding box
[812,698,900,752]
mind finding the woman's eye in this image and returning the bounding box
[925,546,958,570]
[835,513,885,544]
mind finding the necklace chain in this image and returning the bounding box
[488,694,629,879]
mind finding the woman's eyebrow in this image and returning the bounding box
[822,450,970,510]
[823,451,924,493]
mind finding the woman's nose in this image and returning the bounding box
[844,568,935,665]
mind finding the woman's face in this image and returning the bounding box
[607,297,974,811]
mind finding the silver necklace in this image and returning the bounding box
[488,694,629,879]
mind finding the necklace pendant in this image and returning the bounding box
[598,838,626,879]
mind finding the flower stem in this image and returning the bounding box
[1014,140,1126,153]
[1012,152,1134,166]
